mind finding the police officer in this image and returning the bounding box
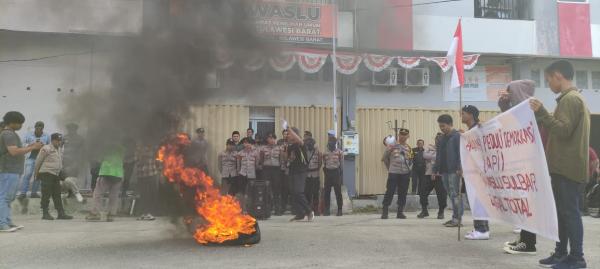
[323,136,344,216]
[260,133,285,215]
[218,139,239,195]
[235,138,259,196]
[381,128,413,219]
[304,137,322,216]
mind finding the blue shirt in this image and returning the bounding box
[24,132,50,159]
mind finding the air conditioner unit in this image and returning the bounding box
[404,68,429,87]
[372,68,398,87]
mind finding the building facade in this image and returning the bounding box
[1,0,599,194]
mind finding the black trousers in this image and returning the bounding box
[412,168,425,194]
[39,173,64,213]
[137,175,159,215]
[419,175,447,211]
[281,173,291,212]
[305,176,320,213]
[121,162,135,197]
[291,171,311,218]
[324,168,343,211]
[262,166,283,212]
[227,176,248,196]
[382,173,410,212]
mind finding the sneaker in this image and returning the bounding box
[86,213,102,222]
[503,242,536,255]
[465,230,490,240]
[539,253,567,268]
[417,210,429,219]
[551,256,587,269]
[437,212,444,220]
[9,224,24,230]
[307,211,315,222]
[504,239,519,248]
[396,212,407,219]
[444,220,463,227]
[75,193,84,203]
[289,216,304,222]
[0,226,18,233]
[17,193,26,200]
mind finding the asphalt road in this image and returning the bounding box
[1,213,599,269]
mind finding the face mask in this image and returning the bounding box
[327,142,336,151]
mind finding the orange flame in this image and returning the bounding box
[158,133,256,244]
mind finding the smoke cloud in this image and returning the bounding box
[62,0,270,157]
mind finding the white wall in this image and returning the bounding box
[413,15,537,55]
[592,24,600,58]
[0,0,142,35]
[0,32,113,136]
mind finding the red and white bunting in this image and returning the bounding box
[423,54,480,72]
[397,56,421,69]
[244,53,266,72]
[463,54,480,70]
[334,53,362,75]
[269,52,296,72]
[362,53,394,72]
[296,51,329,74]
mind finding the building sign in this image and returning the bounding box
[247,0,335,45]
[444,65,512,102]
[342,132,359,155]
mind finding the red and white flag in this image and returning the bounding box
[446,19,464,89]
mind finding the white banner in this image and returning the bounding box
[460,100,559,242]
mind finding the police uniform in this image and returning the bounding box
[323,148,344,216]
[235,147,259,195]
[305,147,322,215]
[218,149,239,195]
[381,129,413,219]
[260,144,285,215]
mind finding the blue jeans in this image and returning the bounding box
[551,174,585,258]
[0,173,20,227]
[20,158,39,195]
[442,173,463,222]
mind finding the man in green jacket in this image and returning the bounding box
[530,60,590,269]
[86,145,125,222]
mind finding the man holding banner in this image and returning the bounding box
[530,60,590,269]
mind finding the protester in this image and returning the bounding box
[188,128,209,172]
[259,133,284,215]
[236,138,259,197]
[219,139,239,196]
[461,105,491,240]
[61,177,84,203]
[232,131,243,151]
[34,133,73,220]
[381,128,413,219]
[0,112,43,232]
[62,123,85,182]
[417,133,447,220]
[134,144,160,221]
[323,136,344,216]
[499,80,539,255]
[246,128,254,139]
[285,124,314,222]
[530,60,590,269]
[19,121,50,198]
[87,144,125,222]
[411,139,426,195]
[304,137,322,216]
[434,114,463,228]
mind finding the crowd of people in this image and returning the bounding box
[0,60,598,268]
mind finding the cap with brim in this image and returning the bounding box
[35,121,44,128]
[51,133,62,141]
[399,128,410,135]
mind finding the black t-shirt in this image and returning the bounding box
[412,147,425,169]
[439,135,449,173]
[288,143,308,174]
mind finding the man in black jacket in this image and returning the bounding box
[433,114,463,228]
[411,139,426,194]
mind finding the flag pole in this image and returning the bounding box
[332,0,338,138]
[458,85,463,241]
